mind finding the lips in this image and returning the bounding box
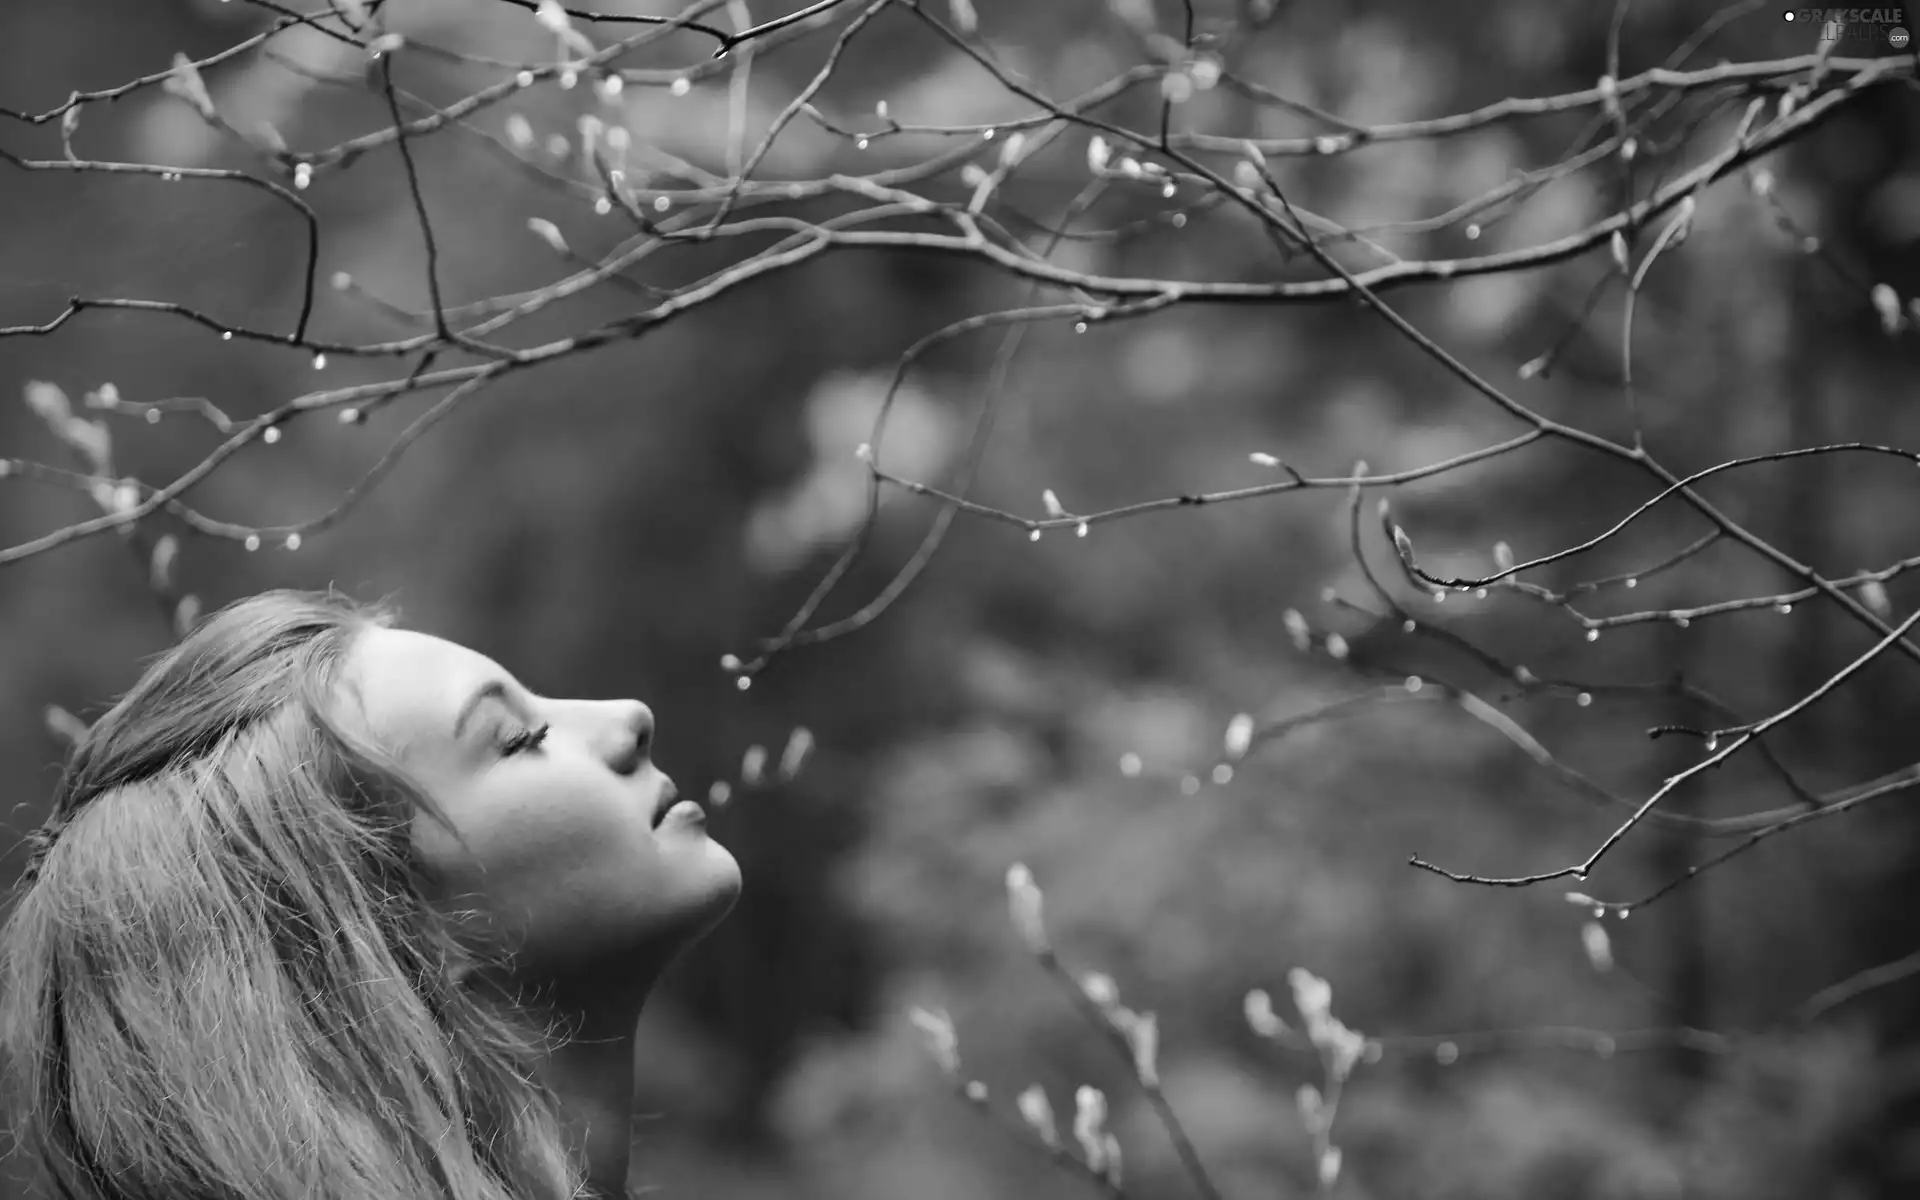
[658,798,707,829]
[650,781,682,829]
[652,783,706,829]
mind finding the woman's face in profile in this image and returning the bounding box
[342,627,741,975]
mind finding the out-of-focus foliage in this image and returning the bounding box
[3,1,1919,1198]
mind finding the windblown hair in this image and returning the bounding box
[1,589,587,1200]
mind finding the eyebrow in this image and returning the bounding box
[452,679,514,742]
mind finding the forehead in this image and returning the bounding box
[342,626,505,753]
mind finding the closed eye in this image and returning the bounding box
[499,723,551,756]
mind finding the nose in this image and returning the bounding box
[604,701,654,776]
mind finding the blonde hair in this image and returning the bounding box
[3,589,588,1199]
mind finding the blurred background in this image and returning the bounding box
[4,1,1919,1197]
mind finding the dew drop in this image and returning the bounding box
[856,137,870,150]
[1211,763,1233,785]
[1576,692,1593,707]
[1405,676,1423,693]
[1675,616,1690,628]
[1776,602,1793,615]
[145,408,160,424]
[594,196,612,215]
[262,426,281,444]
[312,353,327,370]
[1434,1042,1459,1065]
[982,128,996,140]
[1171,212,1187,228]
[653,195,670,212]
[1402,618,1416,633]
[221,331,233,341]
[735,675,752,691]
[1624,577,1637,589]
[516,70,535,88]
[670,76,690,96]
[1474,588,1488,600]
[339,408,360,425]
[284,532,302,551]
[1465,223,1481,240]
[1161,182,1176,199]
[243,534,261,552]
[1074,321,1087,333]
[558,69,578,90]
[1076,521,1089,538]
[293,163,312,189]
[1180,774,1200,795]
[720,653,742,672]
[1029,528,1042,542]
[1586,628,1599,642]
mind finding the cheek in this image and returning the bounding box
[413,774,738,962]
[414,772,641,890]
[418,769,651,900]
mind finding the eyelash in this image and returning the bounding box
[499,723,551,756]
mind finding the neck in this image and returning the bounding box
[517,964,665,1199]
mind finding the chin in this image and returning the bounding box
[639,838,742,955]
[681,844,743,943]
